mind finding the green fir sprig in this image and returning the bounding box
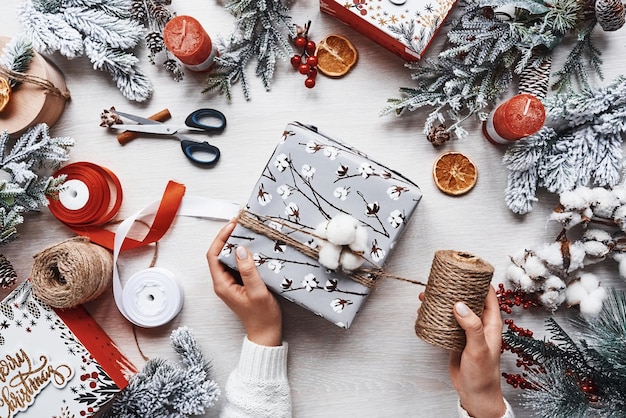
[504,75,626,214]
[382,0,602,140]
[503,288,626,417]
[0,35,34,88]
[0,124,73,246]
[202,0,294,100]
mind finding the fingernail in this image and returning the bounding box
[455,302,470,317]
[236,246,248,260]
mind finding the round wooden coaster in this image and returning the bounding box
[0,36,70,138]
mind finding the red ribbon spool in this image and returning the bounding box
[49,162,185,251]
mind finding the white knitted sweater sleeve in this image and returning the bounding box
[220,337,292,418]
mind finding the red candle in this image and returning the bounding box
[163,16,217,72]
[482,93,545,145]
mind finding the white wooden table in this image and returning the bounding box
[1,1,625,416]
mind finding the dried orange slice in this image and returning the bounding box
[432,152,477,196]
[0,77,10,113]
[315,34,357,77]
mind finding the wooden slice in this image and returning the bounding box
[0,36,69,138]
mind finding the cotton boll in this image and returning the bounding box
[579,273,599,293]
[318,243,341,270]
[611,186,626,204]
[543,275,566,292]
[567,242,587,272]
[591,188,617,218]
[560,188,590,210]
[549,210,583,229]
[508,248,528,266]
[349,226,368,253]
[565,281,587,306]
[518,275,538,292]
[588,286,608,302]
[535,242,564,268]
[619,258,626,279]
[579,295,604,317]
[326,214,359,245]
[539,290,566,311]
[582,240,610,258]
[506,264,527,286]
[583,228,612,243]
[613,205,626,229]
[339,250,363,271]
[524,255,549,278]
[315,221,328,245]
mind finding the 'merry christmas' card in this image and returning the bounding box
[320,0,456,61]
[219,122,422,328]
[0,281,136,418]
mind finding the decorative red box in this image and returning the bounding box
[320,0,456,61]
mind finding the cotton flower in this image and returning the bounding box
[591,187,620,218]
[565,273,607,317]
[559,187,592,210]
[506,264,537,292]
[315,214,368,271]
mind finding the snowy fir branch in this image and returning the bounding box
[501,288,626,417]
[0,124,73,246]
[129,0,184,82]
[382,0,603,139]
[0,34,34,88]
[202,0,294,100]
[17,0,153,102]
[102,327,220,418]
[504,75,626,215]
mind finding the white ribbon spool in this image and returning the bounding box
[112,195,240,327]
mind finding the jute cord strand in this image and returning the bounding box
[415,250,494,352]
[236,209,427,288]
[0,64,71,100]
[30,236,113,308]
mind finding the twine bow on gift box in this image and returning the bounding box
[236,210,495,352]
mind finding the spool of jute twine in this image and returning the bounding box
[415,250,494,352]
[30,236,113,309]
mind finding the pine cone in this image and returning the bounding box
[146,31,164,55]
[427,124,451,147]
[0,254,17,288]
[595,0,626,31]
[519,55,552,99]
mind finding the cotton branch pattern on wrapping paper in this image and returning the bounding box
[241,132,414,312]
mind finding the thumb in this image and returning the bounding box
[235,246,266,295]
[453,302,488,349]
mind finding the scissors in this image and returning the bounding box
[109,109,226,167]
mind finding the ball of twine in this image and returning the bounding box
[30,236,113,308]
[415,250,494,352]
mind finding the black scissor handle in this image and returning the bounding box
[185,108,227,133]
[181,140,221,167]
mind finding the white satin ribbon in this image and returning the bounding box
[112,196,240,327]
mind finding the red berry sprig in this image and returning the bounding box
[291,21,318,89]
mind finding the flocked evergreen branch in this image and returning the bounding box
[0,124,74,246]
[382,0,603,140]
[202,0,294,100]
[502,288,626,417]
[17,0,153,102]
[102,327,220,418]
[129,0,184,82]
[0,34,34,88]
[504,75,626,214]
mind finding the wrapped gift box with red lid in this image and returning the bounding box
[218,122,422,328]
[320,0,456,61]
[0,281,136,417]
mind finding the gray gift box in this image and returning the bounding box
[219,122,422,328]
